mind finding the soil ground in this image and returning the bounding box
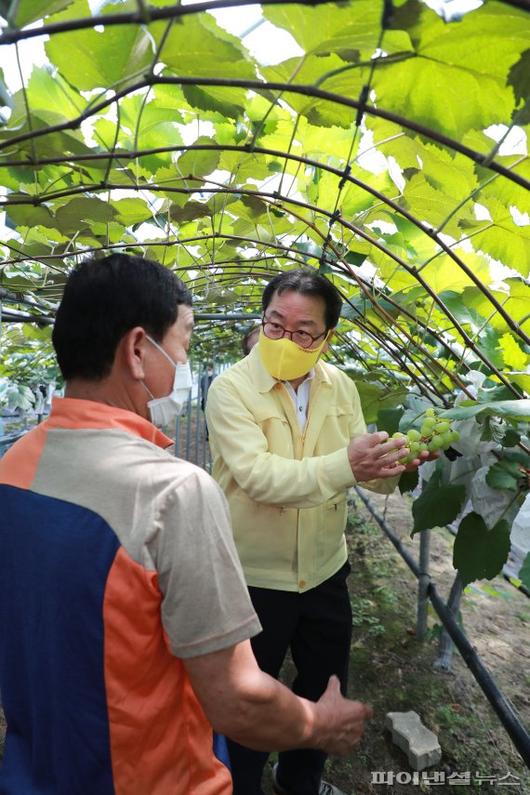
[262,489,530,795]
[1,488,528,794]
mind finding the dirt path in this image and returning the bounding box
[261,489,530,795]
[326,489,530,795]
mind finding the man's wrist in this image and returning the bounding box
[296,697,321,749]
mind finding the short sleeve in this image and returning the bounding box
[151,466,261,658]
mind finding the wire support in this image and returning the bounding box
[0,0,335,45]
[1,77,527,192]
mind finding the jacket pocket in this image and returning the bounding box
[252,409,294,459]
[229,493,298,572]
[316,496,348,565]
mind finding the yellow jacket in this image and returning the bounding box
[206,345,395,592]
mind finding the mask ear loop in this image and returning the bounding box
[145,335,178,368]
[143,335,177,401]
[141,381,155,400]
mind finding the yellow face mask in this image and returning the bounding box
[258,329,327,381]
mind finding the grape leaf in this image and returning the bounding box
[412,471,466,534]
[453,513,511,587]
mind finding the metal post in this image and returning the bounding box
[184,389,192,461]
[354,487,530,767]
[194,364,201,466]
[433,573,464,672]
[416,529,431,640]
[201,388,208,471]
[174,414,181,458]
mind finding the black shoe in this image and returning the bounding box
[271,763,348,795]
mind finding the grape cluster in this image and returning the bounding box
[393,408,460,464]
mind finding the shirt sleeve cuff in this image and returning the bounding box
[323,447,356,493]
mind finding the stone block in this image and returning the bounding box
[385,711,442,771]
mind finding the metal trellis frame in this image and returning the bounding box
[354,485,530,769]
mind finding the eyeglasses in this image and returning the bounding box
[261,317,327,349]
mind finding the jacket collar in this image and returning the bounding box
[247,343,333,393]
[47,397,174,449]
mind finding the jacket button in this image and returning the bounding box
[299,580,306,589]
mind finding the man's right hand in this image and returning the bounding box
[347,431,408,481]
[186,641,373,755]
[312,675,373,756]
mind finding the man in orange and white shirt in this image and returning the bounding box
[0,254,372,795]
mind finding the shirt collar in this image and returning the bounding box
[46,397,174,449]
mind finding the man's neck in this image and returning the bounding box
[64,379,139,415]
[287,373,310,392]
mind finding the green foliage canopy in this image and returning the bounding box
[0,0,527,390]
[0,0,530,586]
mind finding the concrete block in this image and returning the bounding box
[385,711,442,771]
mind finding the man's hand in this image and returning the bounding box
[186,641,372,755]
[347,431,409,481]
[312,675,373,756]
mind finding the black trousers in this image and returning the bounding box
[227,561,352,795]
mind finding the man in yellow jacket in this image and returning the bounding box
[206,269,418,795]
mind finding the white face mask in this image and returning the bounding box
[143,335,192,428]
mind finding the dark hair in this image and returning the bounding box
[262,268,342,330]
[52,253,192,380]
[242,324,260,356]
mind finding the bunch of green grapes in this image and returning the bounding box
[393,408,460,464]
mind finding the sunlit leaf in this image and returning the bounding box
[45,0,153,90]
[111,198,153,227]
[54,197,116,235]
[9,0,74,27]
[177,138,221,178]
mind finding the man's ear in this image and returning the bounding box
[322,328,335,354]
[120,326,149,380]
